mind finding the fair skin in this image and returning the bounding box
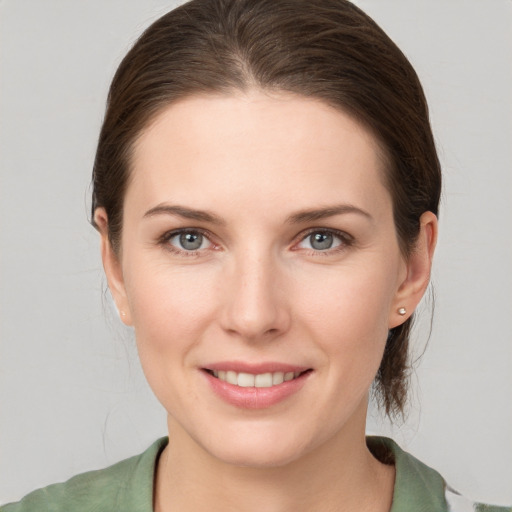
[96,90,437,512]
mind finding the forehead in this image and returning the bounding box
[128,90,391,218]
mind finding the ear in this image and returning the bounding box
[389,211,438,329]
[94,208,133,326]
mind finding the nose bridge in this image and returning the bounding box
[220,244,289,340]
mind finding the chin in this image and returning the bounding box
[211,442,305,469]
[196,422,318,469]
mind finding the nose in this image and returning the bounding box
[219,252,291,341]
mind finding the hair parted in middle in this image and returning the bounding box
[92,0,441,417]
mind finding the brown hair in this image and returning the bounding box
[91,0,441,417]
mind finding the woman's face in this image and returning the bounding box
[100,91,432,467]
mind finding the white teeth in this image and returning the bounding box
[226,371,238,385]
[254,373,273,388]
[212,369,304,387]
[272,372,284,385]
[237,372,255,387]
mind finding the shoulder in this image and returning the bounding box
[367,436,511,512]
[1,438,167,512]
[445,487,511,512]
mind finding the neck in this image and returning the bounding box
[154,406,395,512]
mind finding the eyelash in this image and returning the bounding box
[158,228,354,257]
[293,228,354,256]
[158,228,216,257]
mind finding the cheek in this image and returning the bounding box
[295,263,396,343]
[123,257,221,358]
[292,261,398,400]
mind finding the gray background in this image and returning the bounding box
[1,0,511,506]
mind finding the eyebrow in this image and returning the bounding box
[143,203,372,225]
[143,204,225,225]
[286,205,373,224]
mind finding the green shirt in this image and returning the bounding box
[2,437,510,511]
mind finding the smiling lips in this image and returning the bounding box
[210,370,302,388]
[203,365,312,409]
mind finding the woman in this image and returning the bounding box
[2,0,510,510]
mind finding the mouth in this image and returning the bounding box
[201,362,313,408]
[204,369,311,388]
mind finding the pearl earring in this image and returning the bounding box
[397,307,407,316]
[120,311,127,317]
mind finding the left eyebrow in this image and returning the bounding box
[286,204,373,224]
[143,204,226,225]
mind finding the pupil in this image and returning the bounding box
[180,232,202,250]
[311,232,333,250]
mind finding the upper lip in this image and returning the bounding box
[203,361,311,374]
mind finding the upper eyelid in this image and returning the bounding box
[158,227,353,250]
[158,227,216,250]
[160,227,213,241]
[295,227,353,242]
[289,228,354,255]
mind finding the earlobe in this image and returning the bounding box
[94,208,133,326]
[389,211,438,329]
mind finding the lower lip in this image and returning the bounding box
[203,370,311,409]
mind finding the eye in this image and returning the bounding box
[165,230,213,252]
[296,230,351,252]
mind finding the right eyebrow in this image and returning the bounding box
[143,204,226,225]
[286,204,373,224]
